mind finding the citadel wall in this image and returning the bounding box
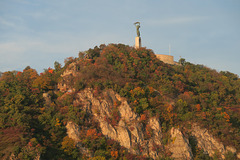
[156,54,176,65]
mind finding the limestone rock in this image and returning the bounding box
[116,126,131,149]
[66,121,81,142]
[9,153,17,160]
[149,117,162,146]
[225,146,240,160]
[192,124,226,159]
[99,118,117,140]
[148,139,160,159]
[71,88,165,159]
[118,100,138,122]
[226,146,236,154]
[118,119,126,127]
[58,62,77,92]
[34,154,41,160]
[169,127,193,160]
[128,122,144,144]
[66,121,93,157]
[58,62,239,160]
[43,93,51,105]
[237,153,240,159]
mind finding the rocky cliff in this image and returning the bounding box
[1,44,239,159]
[72,88,163,159]
[168,127,193,160]
[59,59,239,159]
[191,124,239,159]
[62,87,239,159]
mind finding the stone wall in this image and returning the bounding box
[156,54,175,65]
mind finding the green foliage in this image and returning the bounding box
[224,151,237,160]
[0,43,239,159]
[179,58,186,66]
[61,136,78,157]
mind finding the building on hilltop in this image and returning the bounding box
[155,44,179,65]
[155,54,179,65]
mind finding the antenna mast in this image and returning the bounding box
[169,43,171,55]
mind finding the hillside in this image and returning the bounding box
[0,44,239,159]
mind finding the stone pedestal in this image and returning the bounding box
[135,36,141,49]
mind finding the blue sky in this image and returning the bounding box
[0,0,240,76]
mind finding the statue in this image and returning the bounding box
[134,22,140,37]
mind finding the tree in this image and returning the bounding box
[54,61,62,71]
[61,136,76,155]
[179,58,186,66]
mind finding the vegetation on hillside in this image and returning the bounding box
[0,44,239,159]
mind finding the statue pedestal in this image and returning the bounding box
[135,36,141,49]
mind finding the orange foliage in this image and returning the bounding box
[195,104,201,112]
[48,69,54,74]
[140,114,147,121]
[183,91,193,96]
[113,100,121,107]
[16,71,22,76]
[145,124,152,138]
[86,128,98,139]
[223,112,230,122]
[130,87,145,97]
[133,100,138,105]
[148,86,154,94]
[202,112,206,119]
[55,118,61,127]
[161,104,176,124]
[167,104,173,113]
[224,106,230,110]
[111,150,118,159]
[175,81,185,92]
[39,107,45,113]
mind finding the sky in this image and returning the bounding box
[0,0,240,76]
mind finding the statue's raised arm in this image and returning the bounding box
[134,22,140,37]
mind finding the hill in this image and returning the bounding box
[0,44,239,159]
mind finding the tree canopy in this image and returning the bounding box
[0,44,239,159]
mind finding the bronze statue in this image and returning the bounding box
[134,22,140,37]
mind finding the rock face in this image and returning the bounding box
[73,88,164,159]
[169,127,193,160]
[192,124,239,159]
[66,121,93,157]
[63,87,240,160]
[237,153,240,159]
[58,62,77,93]
[192,124,225,158]
[59,64,240,159]
[66,121,81,142]
[42,93,51,105]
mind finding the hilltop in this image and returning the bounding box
[0,44,239,159]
